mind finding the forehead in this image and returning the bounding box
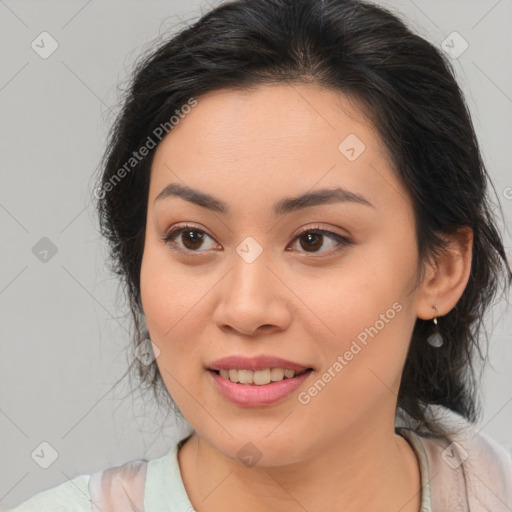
[156,83,382,155]
[149,83,410,214]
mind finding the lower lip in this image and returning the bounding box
[208,369,313,407]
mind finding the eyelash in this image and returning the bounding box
[161,223,352,257]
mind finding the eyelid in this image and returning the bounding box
[291,223,349,242]
[163,222,213,240]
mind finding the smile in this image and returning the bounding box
[213,367,311,385]
[207,368,314,407]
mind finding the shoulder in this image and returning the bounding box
[9,441,187,512]
[9,456,149,512]
[8,474,91,512]
[409,406,512,511]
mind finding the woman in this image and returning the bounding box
[11,0,512,510]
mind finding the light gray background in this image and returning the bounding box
[1,0,511,508]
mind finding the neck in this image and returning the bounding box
[177,416,422,512]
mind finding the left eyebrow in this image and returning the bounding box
[273,186,374,214]
[154,183,374,215]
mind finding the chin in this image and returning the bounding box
[208,431,311,468]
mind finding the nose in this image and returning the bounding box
[212,248,292,337]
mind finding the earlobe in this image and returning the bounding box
[416,226,473,321]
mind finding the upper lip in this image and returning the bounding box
[208,355,313,373]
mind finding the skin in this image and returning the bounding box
[140,83,473,512]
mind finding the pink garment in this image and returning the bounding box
[89,460,147,512]
[411,423,512,511]
[88,408,512,511]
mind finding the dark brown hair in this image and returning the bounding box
[96,0,511,436]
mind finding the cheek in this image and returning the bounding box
[297,241,416,410]
[296,247,410,342]
[140,244,199,355]
[298,294,411,428]
[140,240,223,390]
[140,251,208,409]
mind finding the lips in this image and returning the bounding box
[207,355,313,373]
[206,355,315,405]
[208,365,314,406]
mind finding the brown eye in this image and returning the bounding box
[163,225,219,252]
[179,229,205,250]
[289,228,351,255]
[299,232,324,252]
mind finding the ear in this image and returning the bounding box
[416,226,473,320]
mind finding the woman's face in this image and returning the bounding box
[140,83,426,465]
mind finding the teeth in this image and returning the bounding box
[238,369,253,384]
[253,369,271,385]
[216,368,307,385]
[270,368,284,381]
